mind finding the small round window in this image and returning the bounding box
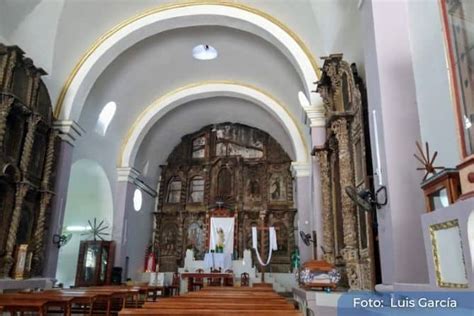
[133,189,143,212]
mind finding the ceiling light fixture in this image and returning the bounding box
[192,44,218,60]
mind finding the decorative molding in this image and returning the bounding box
[117,167,140,183]
[291,161,311,177]
[134,178,158,198]
[52,120,84,146]
[303,104,326,127]
[54,1,320,121]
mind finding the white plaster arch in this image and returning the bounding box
[119,82,310,170]
[55,2,320,121]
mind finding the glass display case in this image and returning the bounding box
[75,240,115,287]
[421,169,461,212]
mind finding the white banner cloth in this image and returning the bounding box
[209,217,235,254]
[252,226,278,266]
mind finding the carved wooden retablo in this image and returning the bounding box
[0,44,58,278]
[154,123,296,272]
[314,54,377,290]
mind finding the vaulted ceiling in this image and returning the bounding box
[0,0,364,188]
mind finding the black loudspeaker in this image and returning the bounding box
[111,267,123,285]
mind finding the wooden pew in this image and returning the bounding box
[119,286,302,316]
[0,298,49,316]
[0,293,73,315]
[119,309,302,315]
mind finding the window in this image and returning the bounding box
[167,178,182,203]
[192,136,206,158]
[133,189,142,211]
[189,176,205,203]
[95,101,116,136]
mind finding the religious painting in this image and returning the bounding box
[189,176,204,203]
[192,136,206,158]
[161,224,178,256]
[268,173,286,202]
[186,221,205,258]
[216,142,227,156]
[166,178,181,203]
[217,168,233,198]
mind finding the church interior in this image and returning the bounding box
[0,0,473,315]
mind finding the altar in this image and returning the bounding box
[203,253,232,271]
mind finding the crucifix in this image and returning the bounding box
[252,221,279,284]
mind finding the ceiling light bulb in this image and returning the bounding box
[192,44,218,60]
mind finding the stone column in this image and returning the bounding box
[42,120,83,277]
[291,162,312,263]
[361,0,428,286]
[332,117,360,289]
[114,167,140,272]
[304,97,327,260]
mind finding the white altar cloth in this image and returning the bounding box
[203,253,232,271]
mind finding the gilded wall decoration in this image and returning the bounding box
[154,123,295,272]
[315,54,377,290]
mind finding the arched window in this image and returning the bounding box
[167,178,182,203]
[189,176,205,203]
[95,101,116,136]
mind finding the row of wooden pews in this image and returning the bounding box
[0,284,158,315]
[119,286,302,315]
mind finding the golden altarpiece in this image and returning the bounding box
[314,54,377,290]
[0,44,58,278]
[154,123,296,272]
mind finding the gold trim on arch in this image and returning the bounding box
[117,80,310,166]
[54,0,321,118]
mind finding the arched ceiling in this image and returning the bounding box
[74,25,310,185]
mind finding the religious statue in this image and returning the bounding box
[271,177,281,200]
[216,227,225,252]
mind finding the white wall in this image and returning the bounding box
[56,159,114,288]
[407,0,460,168]
[0,0,64,73]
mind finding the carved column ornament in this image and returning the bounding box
[0,96,15,151]
[31,192,53,276]
[0,182,29,277]
[20,114,42,172]
[314,148,335,263]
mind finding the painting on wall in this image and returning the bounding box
[186,221,205,258]
[269,173,287,202]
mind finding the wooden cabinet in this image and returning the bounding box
[75,240,115,287]
[421,169,461,212]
